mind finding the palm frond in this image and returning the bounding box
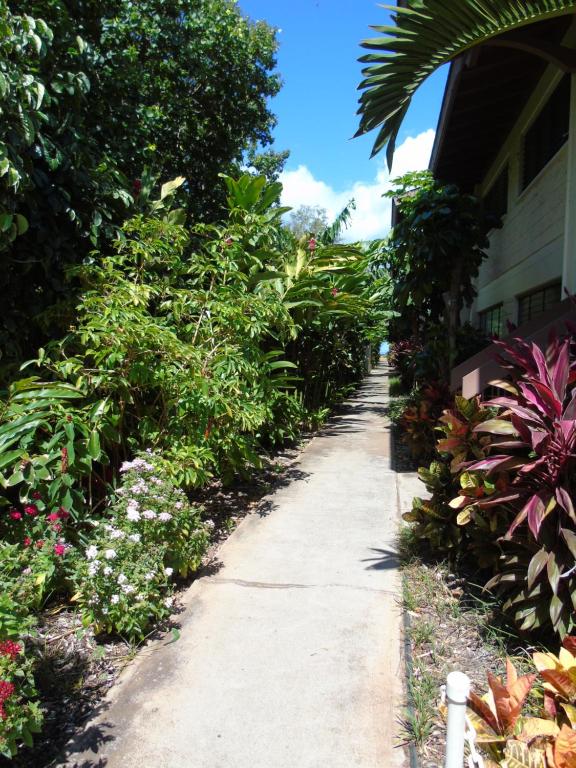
[356,0,576,169]
[319,199,356,245]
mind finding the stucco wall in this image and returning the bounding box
[474,145,566,323]
[463,59,572,329]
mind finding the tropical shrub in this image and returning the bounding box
[464,637,576,768]
[73,452,211,640]
[397,382,453,461]
[403,395,502,564]
[0,639,42,759]
[470,334,576,636]
[384,172,497,378]
[404,331,576,636]
[388,337,423,388]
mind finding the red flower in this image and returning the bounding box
[24,504,38,517]
[133,178,142,196]
[23,537,32,547]
[331,287,339,297]
[52,522,62,533]
[9,510,22,521]
[32,491,42,500]
[47,512,60,522]
[0,641,21,661]
[0,680,15,702]
[58,507,70,520]
[54,543,66,556]
[308,237,317,251]
[36,540,44,549]
[224,237,233,246]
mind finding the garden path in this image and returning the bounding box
[57,363,407,768]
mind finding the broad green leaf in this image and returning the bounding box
[160,176,185,200]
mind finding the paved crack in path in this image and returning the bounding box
[57,363,406,768]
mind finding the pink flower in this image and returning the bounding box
[32,491,42,500]
[36,540,44,549]
[54,543,66,557]
[0,641,21,661]
[331,287,339,297]
[224,237,233,246]
[58,507,70,520]
[308,238,317,251]
[23,537,32,547]
[47,512,60,522]
[9,509,22,521]
[24,504,38,517]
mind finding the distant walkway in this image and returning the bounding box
[59,364,407,768]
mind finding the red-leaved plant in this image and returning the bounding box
[465,333,576,635]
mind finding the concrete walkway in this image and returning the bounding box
[58,364,407,768]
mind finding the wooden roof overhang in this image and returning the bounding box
[429,16,575,192]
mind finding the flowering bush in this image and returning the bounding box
[73,452,211,640]
[0,500,75,611]
[0,639,42,759]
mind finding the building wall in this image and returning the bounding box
[465,57,574,329]
[473,146,566,326]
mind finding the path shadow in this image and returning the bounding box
[46,701,114,768]
[362,547,400,571]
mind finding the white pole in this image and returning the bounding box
[444,671,471,768]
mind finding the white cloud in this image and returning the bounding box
[279,128,435,243]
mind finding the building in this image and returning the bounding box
[428,14,576,394]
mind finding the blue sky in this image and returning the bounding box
[238,0,447,240]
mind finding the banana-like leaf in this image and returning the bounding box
[356,1,576,168]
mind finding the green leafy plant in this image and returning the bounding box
[73,452,210,640]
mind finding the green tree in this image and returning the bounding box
[1,0,286,374]
[385,172,496,377]
[287,205,329,239]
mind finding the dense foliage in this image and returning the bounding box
[0,3,388,757]
[385,171,495,378]
[403,332,576,638]
[0,171,387,755]
[0,0,286,374]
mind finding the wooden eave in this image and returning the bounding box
[429,16,574,192]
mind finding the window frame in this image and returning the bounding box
[517,280,562,326]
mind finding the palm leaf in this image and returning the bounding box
[356,0,576,168]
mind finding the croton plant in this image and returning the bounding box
[407,330,576,636]
[461,636,576,768]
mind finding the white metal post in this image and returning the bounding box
[444,671,471,768]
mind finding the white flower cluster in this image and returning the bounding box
[126,500,141,522]
[120,457,155,474]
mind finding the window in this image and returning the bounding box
[522,75,571,189]
[517,281,562,326]
[479,304,504,337]
[484,165,509,220]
